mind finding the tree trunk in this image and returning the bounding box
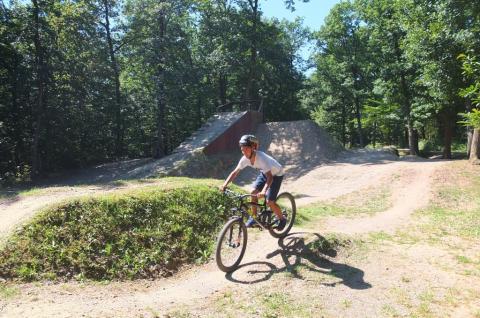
[349,119,355,148]
[467,129,473,158]
[219,73,227,106]
[245,0,258,109]
[393,33,418,156]
[355,96,364,147]
[406,117,419,156]
[31,0,48,179]
[441,111,453,159]
[153,8,166,159]
[9,54,24,167]
[466,99,473,158]
[102,0,123,157]
[339,100,346,147]
[470,128,480,164]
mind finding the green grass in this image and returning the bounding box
[0,178,238,282]
[0,187,50,200]
[163,307,194,318]
[363,162,480,249]
[0,283,19,299]
[212,286,325,318]
[381,304,401,317]
[372,162,480,317]
[414,170,480,243]
[297,185,391,226]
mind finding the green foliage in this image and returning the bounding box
[0,182,235,281]
[306,1,371,147]
[362,99,402,146]
[459,52,480,125]
[303,0,479,153]
[458,109,480,129]
[0,0,308,183]
[459,54,480,98]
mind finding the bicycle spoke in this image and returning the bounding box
[215,219,247,272]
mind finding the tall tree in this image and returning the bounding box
[30,0,52,178]
[459,54,480,164]
[357,0,420,154]
[308,1,370,147]
[99,0,124,156]
[402,0,475,158]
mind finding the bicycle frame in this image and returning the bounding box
[224,189,274,230]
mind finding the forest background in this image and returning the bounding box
[0,0,479,185]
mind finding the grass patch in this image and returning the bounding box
[297,185,391,226]
[0,178,238,281]
[381,304,401,317]
[164,307,194,318]
[413,163,480,243]
[305,233,355,256]
[0,283,19,299]
[212,286,324,318]
[368,162,480,249]
[17,187,47,197]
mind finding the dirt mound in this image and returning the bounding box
[18,120,343,190]
[230,120,343,185]
[258,120,343,165]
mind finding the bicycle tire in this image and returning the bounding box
[268,192,296,238]
[215,217,248,272]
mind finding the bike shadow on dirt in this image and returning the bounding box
[225,232,371,290]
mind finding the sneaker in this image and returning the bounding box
[276,218,287,231]
[245,216,257,228]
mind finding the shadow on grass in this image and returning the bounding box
[225,232,371,290]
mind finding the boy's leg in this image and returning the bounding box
[246,173,266,227]
[251,173,266,216]
[266,176,287,229]
[250,188,260,216]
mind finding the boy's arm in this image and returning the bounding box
[220,168,240,191]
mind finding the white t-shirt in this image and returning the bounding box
[236,151,284,176]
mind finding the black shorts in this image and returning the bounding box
[252,173,283,201]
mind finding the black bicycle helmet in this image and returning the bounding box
[239,134,259,147]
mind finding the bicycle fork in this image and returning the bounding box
[227,216,243,248]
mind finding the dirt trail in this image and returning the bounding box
[0,150,451,317]
[320,159,446,234]
[0,120,456,317]
[1,187,97,240]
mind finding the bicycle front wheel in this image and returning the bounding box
[268,192,296,238]
[215,218,248,272]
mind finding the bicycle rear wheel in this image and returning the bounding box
[215,218,248,272]
[268,192,296,238]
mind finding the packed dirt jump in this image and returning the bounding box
[0,120,457,318]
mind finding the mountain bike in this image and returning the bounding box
[215,189,296,272]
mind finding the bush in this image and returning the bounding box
[0,182,236,281]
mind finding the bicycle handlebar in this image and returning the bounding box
[222,188,251,199]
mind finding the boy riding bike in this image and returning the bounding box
[220,134,287,230]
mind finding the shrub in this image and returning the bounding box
[0,183,235,281]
